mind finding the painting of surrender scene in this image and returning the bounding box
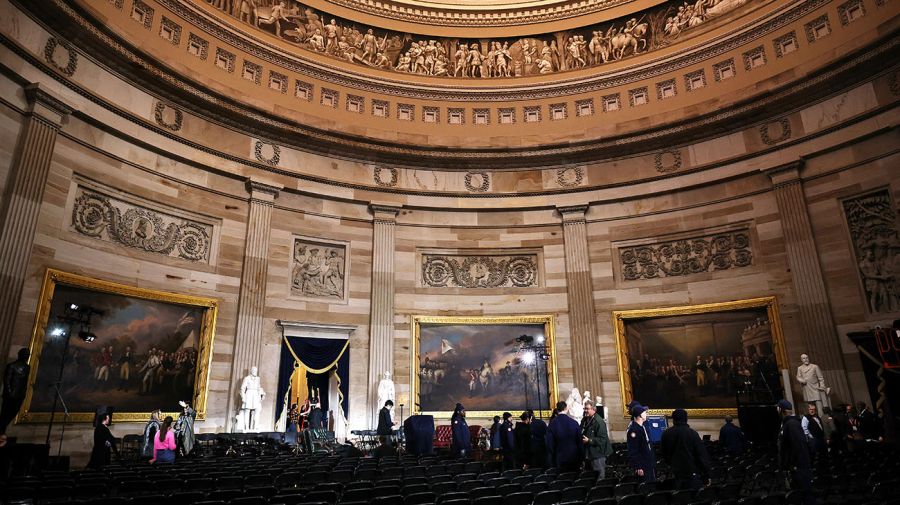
[414,315,558,416]
[614,297,787,416]
[23,270,217,422]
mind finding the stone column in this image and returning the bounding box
[767,161,852,404]
[226,179,281,431]
[368,203,400,425]
[0,84,71,359]
[558,205,602,396]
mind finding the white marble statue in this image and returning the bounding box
[796,354,831,412]
[238,366,266,432]
[376,370,395,419]
[582,390,593,409]
[595,395,603,406]
[565,387,583,424]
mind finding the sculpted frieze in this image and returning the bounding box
[201,0,751,80]
[841,189,900,315]
[70,185,214,263]
[422,254,539,288]
[291,236,349,302]
[619,230,753,281]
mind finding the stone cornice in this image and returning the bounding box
[246,179,283,202]
[370,203,402,223]
[557,204,589,222]
[24,82,72,125]
[762,159,804,189]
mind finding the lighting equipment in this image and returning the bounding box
[515,333,551,419]
[78,330,96,343]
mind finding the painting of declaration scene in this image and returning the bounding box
[28,282,209,418]
[841,188,900,315]
[620,306,783,411]
[416,318,555,414]
[291,236,348,302]
[209,0,753,78]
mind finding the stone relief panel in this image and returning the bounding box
[421,252,540,288]
[291,236,350,303]
[618,229,753,281]
[203,0,751,80]
[841,188,900,315]
[70,183,214,263]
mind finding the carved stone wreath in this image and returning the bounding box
[759,118,792,145]
[557,167,584,187]
[154,102,183,132]
[72,191,212,262]
[254,141,281,166]
[654,150,682,173]
[373,166,399,187]
[43,37,78,77]
[620,231,752,280]
[464,171,490,193]
[422,255,538,288]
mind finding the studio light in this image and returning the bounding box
[50,327,66,337]
[535,335,545,344]
[539,352,551,361]
[78,330,96,343]
[522,350,536,365]
[69,303,79,310]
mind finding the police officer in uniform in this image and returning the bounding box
[451,403,470,458]
[626,404,656,482]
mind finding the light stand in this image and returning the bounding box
[45,304,101,454]
[515,334,551,420]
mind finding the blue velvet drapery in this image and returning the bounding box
[275,335,349,427]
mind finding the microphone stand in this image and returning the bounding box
[53,382,70,459]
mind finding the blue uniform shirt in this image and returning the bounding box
[501,420,515,453]
[451,414,471,456]
[626,422,657,474]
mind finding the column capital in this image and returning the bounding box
[24,83,73,127]
[245,178,282,204]
[369,203,401,223]
[762,159,805,189]
[557,204,589,223]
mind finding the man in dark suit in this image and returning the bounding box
[500,412,515,470]
[1,349,29,434]
[451,403,470,458]
[546,401,582,471]
[376,400,395,436]
[627,404,656,482]
[777,400,816,505]
[719,415,746,456]
[856,401,878,441]
[661,408,710,491]
[527,410,548,468]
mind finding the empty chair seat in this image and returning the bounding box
[459,481,483,492]
[470,487,499,500]
[244,486,276,499]
[496,484,520,497]
[39,485,73,503]
[523,482,548,495]
[464,462,484,475]
[503,492,533,505]
[644,491,672,505]
[587,499,617,505]
[403,484,430,496]
[152,479,183,495]
[340,489,371,503]
[275,473,304,491]
[455,473,479,484]
[614,483,637,497]
[170,491,204,504]
[671,490,696,505]
[305,490,339,504]
[405,492,437,505]
[405,467,427,478]
[486,478,508,488]
[271,493,306,505]
[438,492,470,504]
[472,496,502,505]
[84,498,128,505]
[561,486,589,502]
[501,470,522,479]
[74,483,108,499]
[231,497,267,505]
[534,490,561,505]
[430,481,456,495]
[372,486,401,498]
[441,500,469,505]
[618,494,645,505]
[205,490,242,503]
[215,476,243,491]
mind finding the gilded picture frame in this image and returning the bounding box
[411,314,559,419]
[613,296,788,418]
[19,269,218,423]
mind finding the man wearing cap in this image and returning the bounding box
[581,402,612,480]
[451,403,470,458]
[623,399,641,442]
[500,411,516,470]
[546,400,582,471]
[777,400,815,504]
[626,404,656,482]
[661,408,710,491]
[515,412,532,469]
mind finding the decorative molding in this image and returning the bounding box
[369,203,401,223]
[557,167,584,188]
[837,0,865,25]
[153,101,183,132]
[618,229,753,281]
[840,188,900,315]
[291,235,350,303]
[43,37,78,77]
[760,118,792,145]
[558,204,589,223]
[24,84,74,121]
[70,184,213,263]
[888,71,900,97]
[421,253,539,288]
[131,0,154,30]
[654,150,682,173]
[253,140,280,166]
[186,33,209,59]
[373,166,399,187]
[246,179,282,199]
[159,16,182,45]
[464,171,490,193]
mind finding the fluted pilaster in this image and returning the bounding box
[368,203,400,424]
[226,179,281,430]
[0,84,71,360]
[768,162,851,404]
[558,205,602,396]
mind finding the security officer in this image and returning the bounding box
[626,404,656,482]
[500,411,516,470]
[451,403,470,458]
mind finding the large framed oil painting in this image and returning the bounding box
[613,297,788,418]
[412,315,559,418]
[19,269,218,423]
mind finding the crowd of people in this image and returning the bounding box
[65,345,198,396]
